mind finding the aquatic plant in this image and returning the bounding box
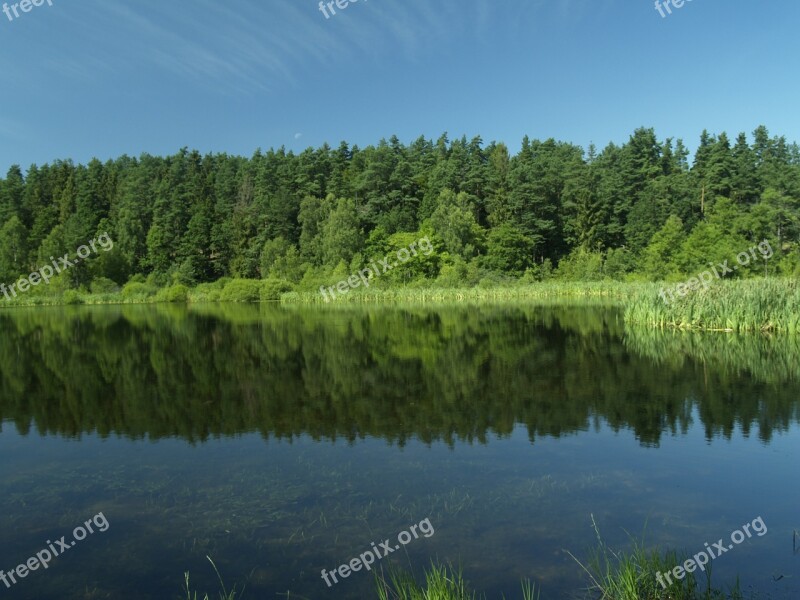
[624,278,800,334]
[282,281,633,305]
[374,563,539,600]
[566,516,748,600]
[183,556,241,600]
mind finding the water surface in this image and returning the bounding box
[0,303,798,599]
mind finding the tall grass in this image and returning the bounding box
[374,563,539,600]
[625,279,800,333]
[179,550,755,599]
[566,516,747,600]
[282,281,633,305]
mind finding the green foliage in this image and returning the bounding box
[428,189,485,260]
[322,197,363,266]
[641,215,686,279]
[555,248,605,281]
[189,280,228,303]
[603,247,636,280]
[260,278,293,301]
[674,199,752,275]
[155,284,190,303]
[62,289,84,305]
[436,255,481,288]
[121,281,157,300]
[219,279,262,303]
[259,236,291,277]
[374,564,480,600]
[625,279,800,333]
[520,259,553,283]
[482,224,535,276]
[0,126,798,297]
[567,516,745,600]
[0,216,28,282]
[380,232,440,283]
[90,277,120,294]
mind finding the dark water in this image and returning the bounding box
[0,303,798,599]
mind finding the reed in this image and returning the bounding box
[624,279,800,334]
[282,281,633,306]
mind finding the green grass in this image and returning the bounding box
[566,516,748,600]
[182,541,755,600]
[183,557,241,600]
[374,563,539,600]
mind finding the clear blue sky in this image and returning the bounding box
[1,0,798,171]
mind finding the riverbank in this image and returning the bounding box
[1,277,797,334]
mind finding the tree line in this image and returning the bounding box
[0,126,798,291]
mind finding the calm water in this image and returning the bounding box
[0,303,798,599]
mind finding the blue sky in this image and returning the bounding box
[0,0,798,171]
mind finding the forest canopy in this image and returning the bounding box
[0,126,798,293]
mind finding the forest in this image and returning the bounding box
[0,125,798,295]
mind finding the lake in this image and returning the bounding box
[0,303,798,599]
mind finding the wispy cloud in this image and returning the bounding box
[1,0,549,96]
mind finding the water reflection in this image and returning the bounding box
[1,303,798,444]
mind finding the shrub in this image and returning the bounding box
[261,279,293,301]
[219,279,262,303]
[121,282,156,299]
[90,277,121,294]
[555,249,604,281]
[62,290,84,305]
[189,282,224,303]
[155,284,189,303]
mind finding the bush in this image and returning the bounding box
[90,277,121,294]
[555,249,604,281]
[189,282,224,303]
[219,279,262,302]
[62,290,84,305]
[436,256,469,288]
[121,281,156,299]
[260,279,294,301]
[604,248,636,281]
[155,284,189,303]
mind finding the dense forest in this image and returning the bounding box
[0,126,798,293]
